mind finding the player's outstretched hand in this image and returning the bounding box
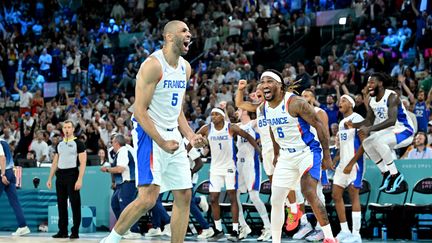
[190,134,207,148]
[321,154,332,170]
[238,79,247,91]
[161,140,180,154]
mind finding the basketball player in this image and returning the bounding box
[235,81,275,179]
[234,108,271,240]
[288,89,330,241]
[260,70,337,243]
[196,107,261,241]
[333,95,365,243]
[100,20,205,243]
[346,72,414,193]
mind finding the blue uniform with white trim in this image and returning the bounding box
[264,92,322,189]
[131,50,192,192]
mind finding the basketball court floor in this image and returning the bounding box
[0,232,427,243]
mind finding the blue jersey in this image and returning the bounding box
[0,139,14,169]
[414,101,430,132]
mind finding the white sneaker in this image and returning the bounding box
[145,228,162,237]
[162,224,171,237]
[99,237,108,243]
[305,229,325,242]
[257,228,272,241]
[238,225,252,240]
[12,226,30,236]
[336,231,352,242]
[197,228,214,239]
[343,234,362,243]
[123,230,142,239]
[293,222,313,240]
[199,196,209,212]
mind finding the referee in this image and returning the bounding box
[46,120,87,239]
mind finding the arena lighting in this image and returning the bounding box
[339,17,347,25]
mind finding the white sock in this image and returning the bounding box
[106,229,122,243]
[300,213,308,225]
[340,221,349,233]
[352,211,361,236]
[290,203,298,214]
[215,220,223,231]
[321,224,334,239]
[271,186,290,243]
[250,191,271,229]
[237,191,247,226]
[375,159,387,173]
[272,230,282,243]
[232,223,239,232]
[386,162,398,175]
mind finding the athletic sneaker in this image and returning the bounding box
[378,171,391,191]
[199,195,209,212]
[197,228,214,239]
[145,228,162,237]
[323,238,339,243]
[285,205,303,231]
[211,229,225,240]
[257,228,272,241]
[385,172,404,193]
[336,231,351,242]
[12,226,30,236]
[162,224,171,237]
[305,229,325,242]
[293,222,313,240]
[239,225,252,240]
[343,234,362,243]
[228,230,239,242]
[123,230,142,239]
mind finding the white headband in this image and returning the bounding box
[341,94,355,108]
[211,108,226,117]
[261,71,282,83]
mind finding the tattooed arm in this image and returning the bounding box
[289,97,332,169]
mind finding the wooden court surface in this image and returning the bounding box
[0,232,426,243]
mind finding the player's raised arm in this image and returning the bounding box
[349,101,374,129]
[231,124,262,154]
[235,79,260,112]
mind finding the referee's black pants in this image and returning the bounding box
[55,168,81,234]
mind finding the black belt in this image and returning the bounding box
[123,180,136,183]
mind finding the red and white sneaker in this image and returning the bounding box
[285,205,303,231]
[323,238,339,243]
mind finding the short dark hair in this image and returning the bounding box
[370,72,395,88]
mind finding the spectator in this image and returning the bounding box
[391,58,408,77]
[29,130,50,166]
[15,116,36,159]
[0,128,16,144]
[319,95,340,130]
[406,132,432,159]
[38,48,52,81]
[14,82,32,115]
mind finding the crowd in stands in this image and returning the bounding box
[0,0,432,167]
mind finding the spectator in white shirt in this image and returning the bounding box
[407,132,432,159]
[29,131,50,165]
[224,63,241,84]
[38,48,52,80]
[13,81,33,115]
